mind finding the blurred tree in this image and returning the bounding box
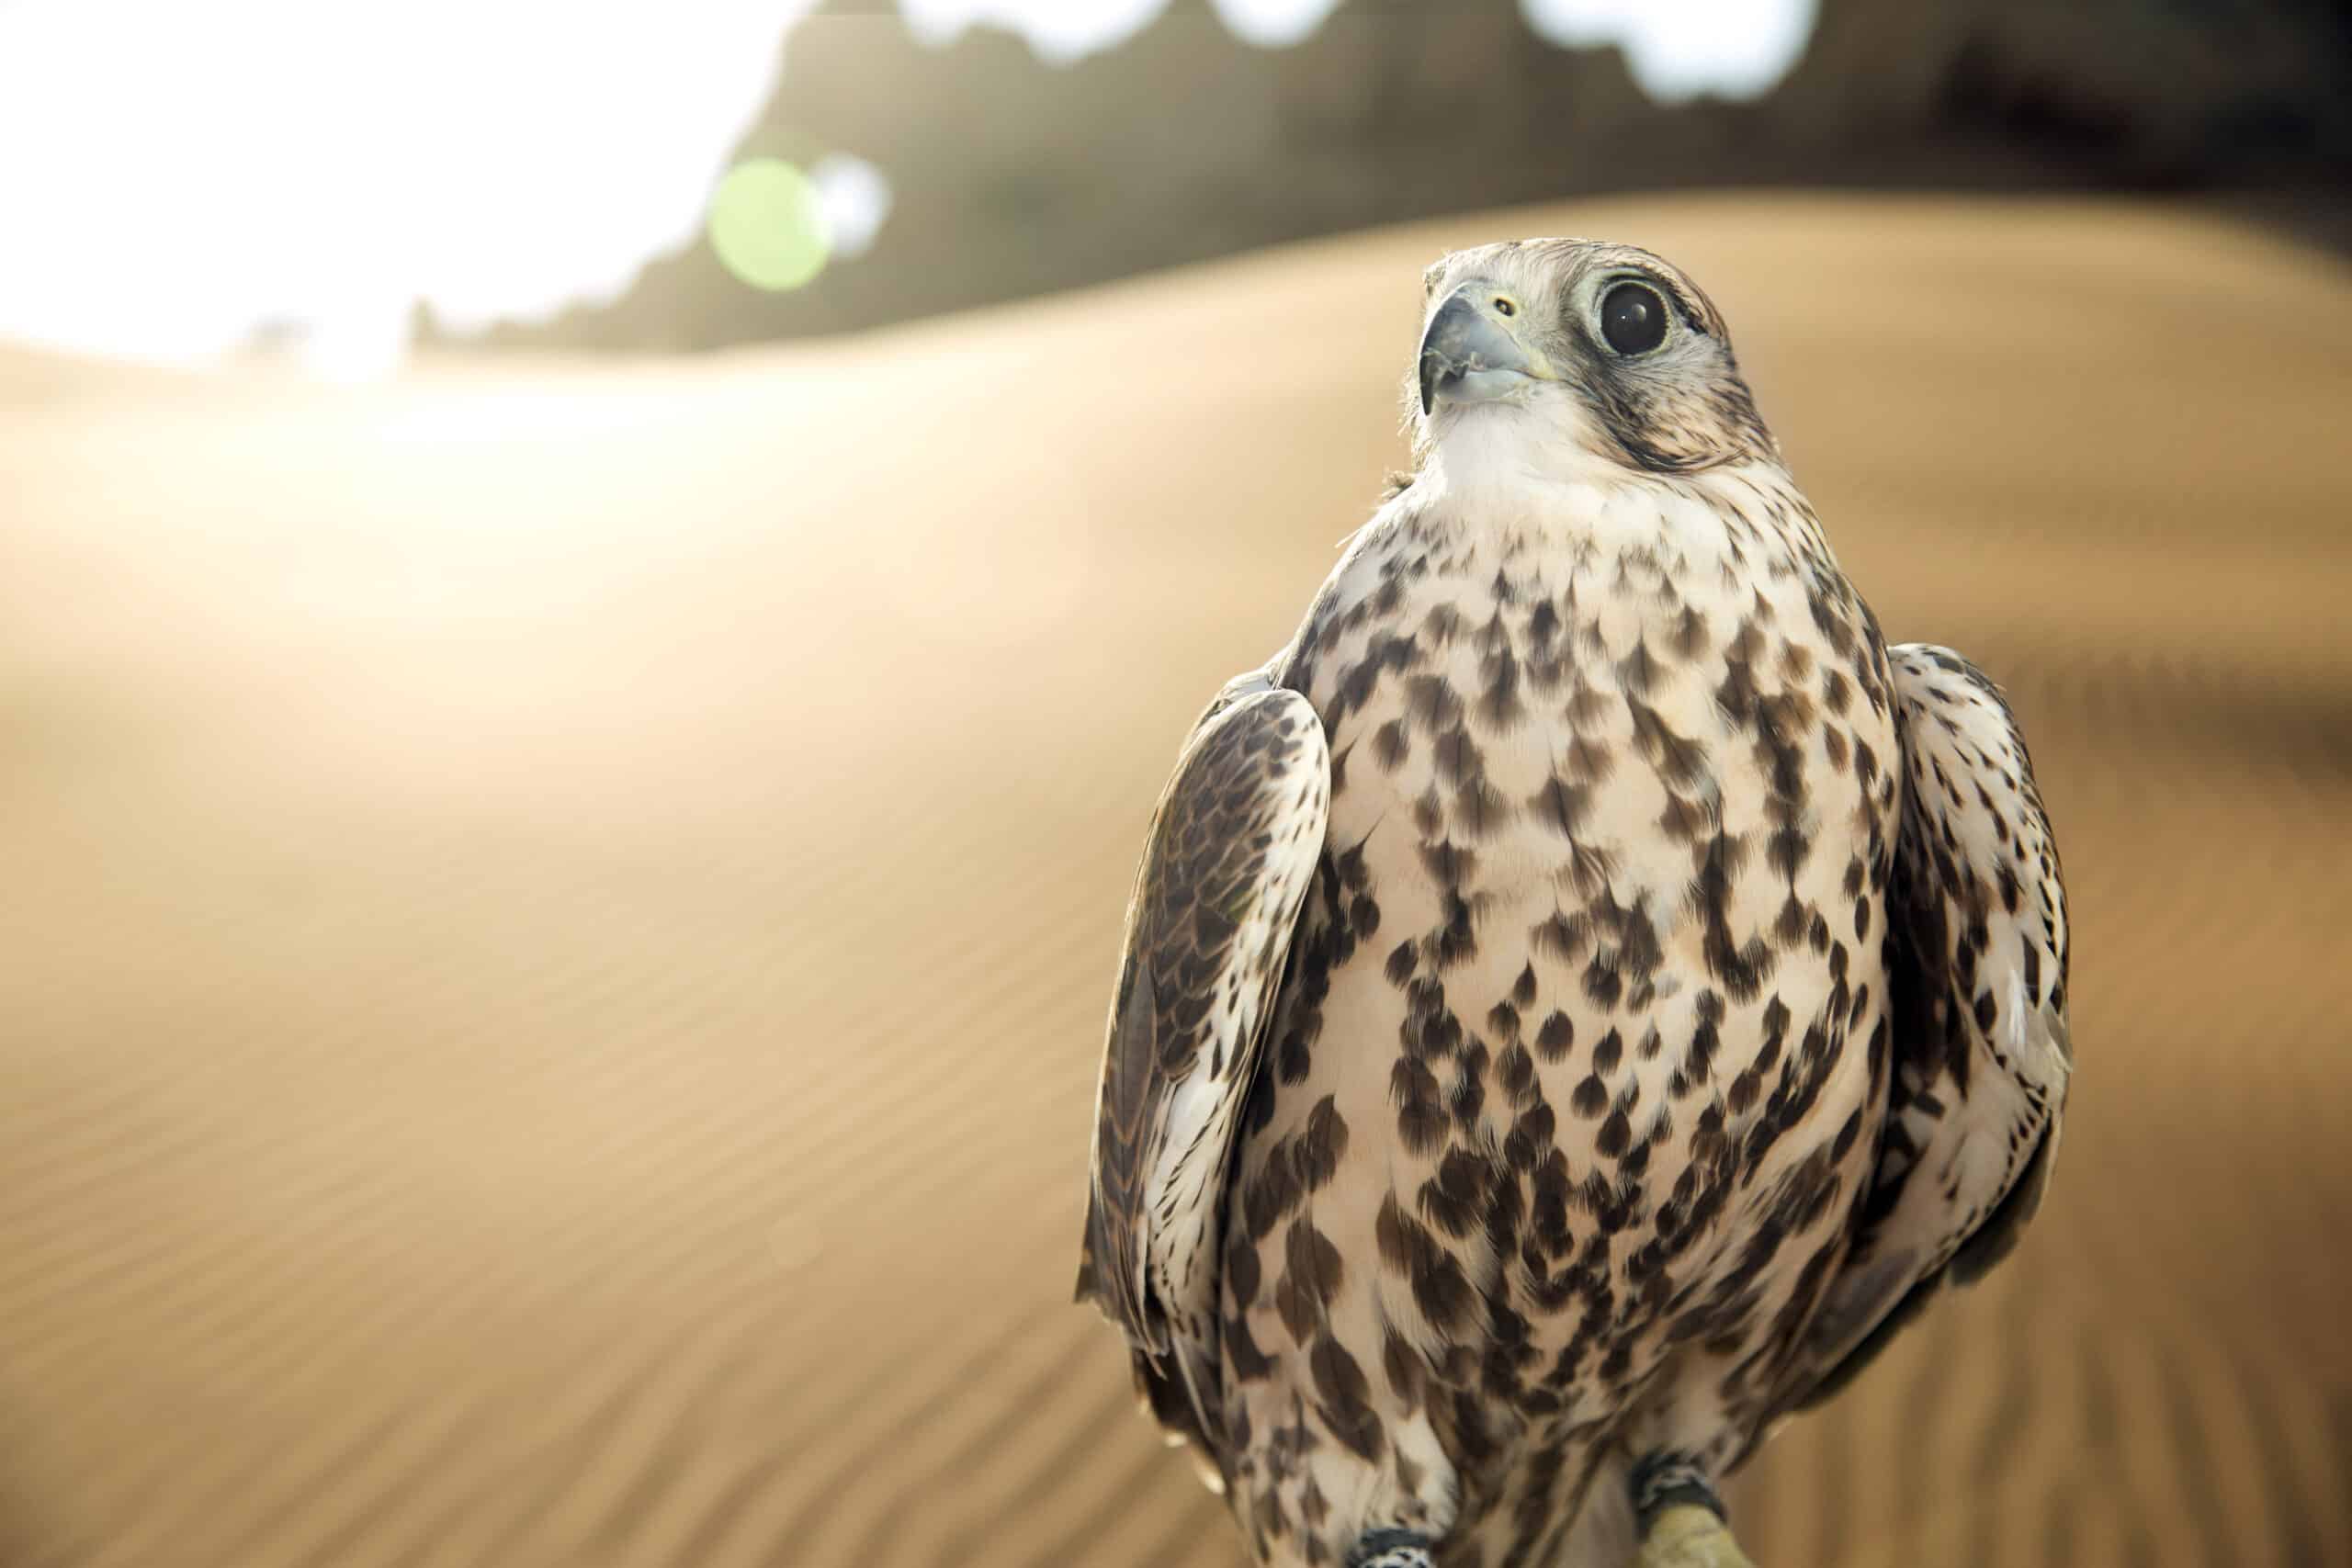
[463,0,2347,353]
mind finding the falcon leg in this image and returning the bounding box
[1348,1527,1435,1567]
[1629,1452,1755,1568]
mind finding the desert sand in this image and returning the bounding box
[0,194,2347,1568]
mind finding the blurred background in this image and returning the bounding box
[1,4,2347,1567]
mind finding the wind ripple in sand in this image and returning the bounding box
[0,196,2347,1568]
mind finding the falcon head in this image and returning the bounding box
[1411,240,1779,475]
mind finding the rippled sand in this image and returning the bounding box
[0,195,2346,1568]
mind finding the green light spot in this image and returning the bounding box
[707,159,828,292]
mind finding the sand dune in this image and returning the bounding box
[0,194,2347,1568]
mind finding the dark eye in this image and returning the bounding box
[1600,281,1668,355]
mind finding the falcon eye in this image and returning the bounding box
[1600,281,1669,355]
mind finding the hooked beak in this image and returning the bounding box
[1418,284,1553,415]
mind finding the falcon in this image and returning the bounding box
[1076,240,2072,1568]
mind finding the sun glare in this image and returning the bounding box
[0,0,1814,373]
[1521,0,1818,103]
[0,0,816,369]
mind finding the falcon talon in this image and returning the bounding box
[1079,239,2072,1566]
[1635,1503,1758,1568]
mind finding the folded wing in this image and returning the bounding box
[1778,645,2073,1415]
[1076,677,1330,1459]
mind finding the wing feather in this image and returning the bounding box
[1778,644,2072,1414]
[1076,677,1330,1456]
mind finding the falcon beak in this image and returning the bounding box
[1418,284,1553,415]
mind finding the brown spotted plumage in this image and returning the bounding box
[1077,240,2072,1568]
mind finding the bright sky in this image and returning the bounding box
[0,0,1814,371]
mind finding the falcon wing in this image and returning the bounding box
[1076,675,1329,1454]
[1780,645,2073,1414]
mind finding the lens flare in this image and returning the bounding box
[707,158,830,293]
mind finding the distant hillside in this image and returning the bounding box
[447,0,2349,352]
